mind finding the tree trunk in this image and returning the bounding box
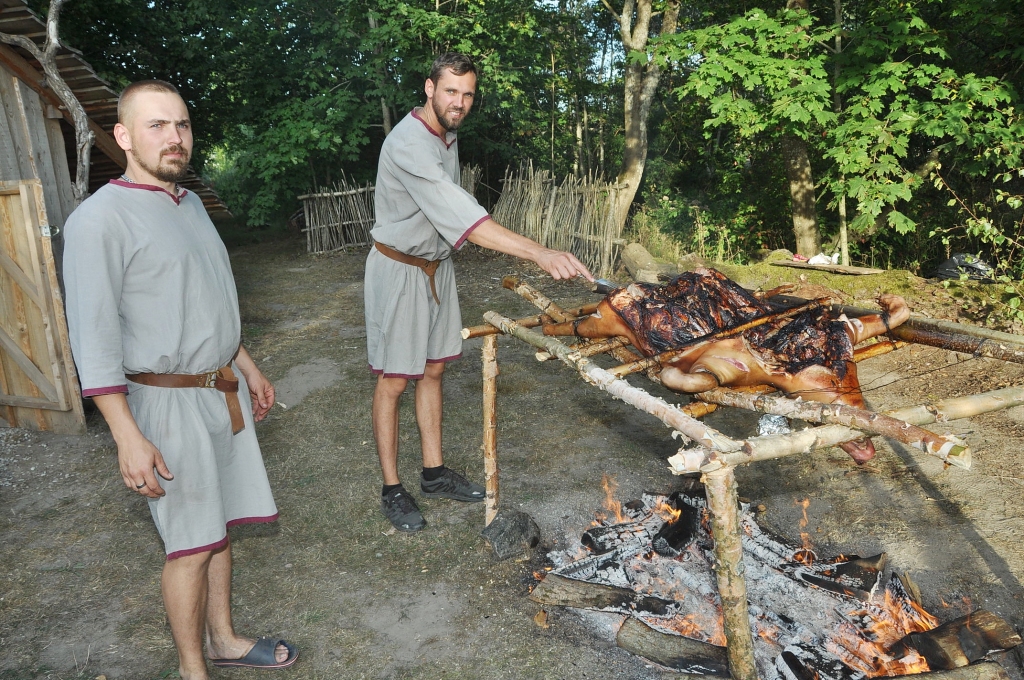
[367,13,391,136]
[782,135,820,256]
[781,0,819,256]
[834,0,849,265]
[606,0,681,233]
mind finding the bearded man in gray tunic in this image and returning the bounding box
[63,81,297,679]
[365,53,593,532]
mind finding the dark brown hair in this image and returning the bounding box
[428,53,478,84]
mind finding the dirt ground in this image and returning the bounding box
[2,239,1023,680]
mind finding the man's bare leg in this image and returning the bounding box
[415,362,445,468]
[163,550,214,680]
[373,375,410,485]
[204,543,289,664]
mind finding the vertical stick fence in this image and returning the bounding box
[491,162,628,278]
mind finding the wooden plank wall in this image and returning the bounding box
[0,60,75,239]
[0,60,85,433]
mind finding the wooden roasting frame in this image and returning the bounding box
[469,276,1024,680]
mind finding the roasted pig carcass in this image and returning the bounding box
[543,268,910,462]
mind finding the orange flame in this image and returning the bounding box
[826,587,939,676]
[654,499,682,524]
[600,474,628,523]
[647,611,727,646]
[795,498,813,553]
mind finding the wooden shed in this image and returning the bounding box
[0,0,229,433]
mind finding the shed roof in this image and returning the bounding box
[0,0,231,218]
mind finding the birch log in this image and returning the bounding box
[703,465,758,680]
[668,386,1024,473]
[694,388,969,465]
[502,275,572,322]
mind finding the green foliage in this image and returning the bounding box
[652,0,1024,274]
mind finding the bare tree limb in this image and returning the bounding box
[0,0,94,204]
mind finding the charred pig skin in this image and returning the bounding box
[544,268,910,463]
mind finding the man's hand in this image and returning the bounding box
[534,248,594,282]
[234,345,275,421]
[93,393,173,498]
[117,431,173,498]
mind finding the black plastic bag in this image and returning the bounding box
[932,253,996,282]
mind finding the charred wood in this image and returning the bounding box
[479,508,539,561]
[616,616,730,676]
[892,611,1023,671]
[912,661,1012,680]
[529,573,676,616]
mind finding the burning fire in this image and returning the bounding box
[597,474,628,524]
[647,611,727,646]
[827,587,940,676]
[654,499,682,524]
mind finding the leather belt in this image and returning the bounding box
[127,366,245,434]
[374,242,442,304]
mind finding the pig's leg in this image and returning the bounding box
[660,366,720,392]
[843,294,910,345]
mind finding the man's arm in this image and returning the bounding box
[234,345,275,421]
[92,393,173,498]
[467,218,594,281]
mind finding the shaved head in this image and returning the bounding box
[118,80,180,126]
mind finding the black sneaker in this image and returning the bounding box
[420,468,485,502]
[381,486,426,532]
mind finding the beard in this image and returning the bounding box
[132,144,190,182]
[432,98,467,132]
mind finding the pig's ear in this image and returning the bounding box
[660,367,719,393]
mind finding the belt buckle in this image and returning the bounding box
[203,371,218,388]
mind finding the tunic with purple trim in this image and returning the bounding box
[63,180,278,559]
[364,109,490,379]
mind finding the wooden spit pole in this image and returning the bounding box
[703,464,758,680]
[482,334,500,525]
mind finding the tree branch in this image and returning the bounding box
[0,0,94,205]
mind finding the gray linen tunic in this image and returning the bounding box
[63,181,278,559]
[364,109,489,378]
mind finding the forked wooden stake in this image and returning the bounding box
[703,465,757,680]
[482,334,499,525]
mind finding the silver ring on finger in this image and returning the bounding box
[136,482,146,488]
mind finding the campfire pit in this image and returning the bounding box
[529,477,1021,678]
[469,275,1024,678]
